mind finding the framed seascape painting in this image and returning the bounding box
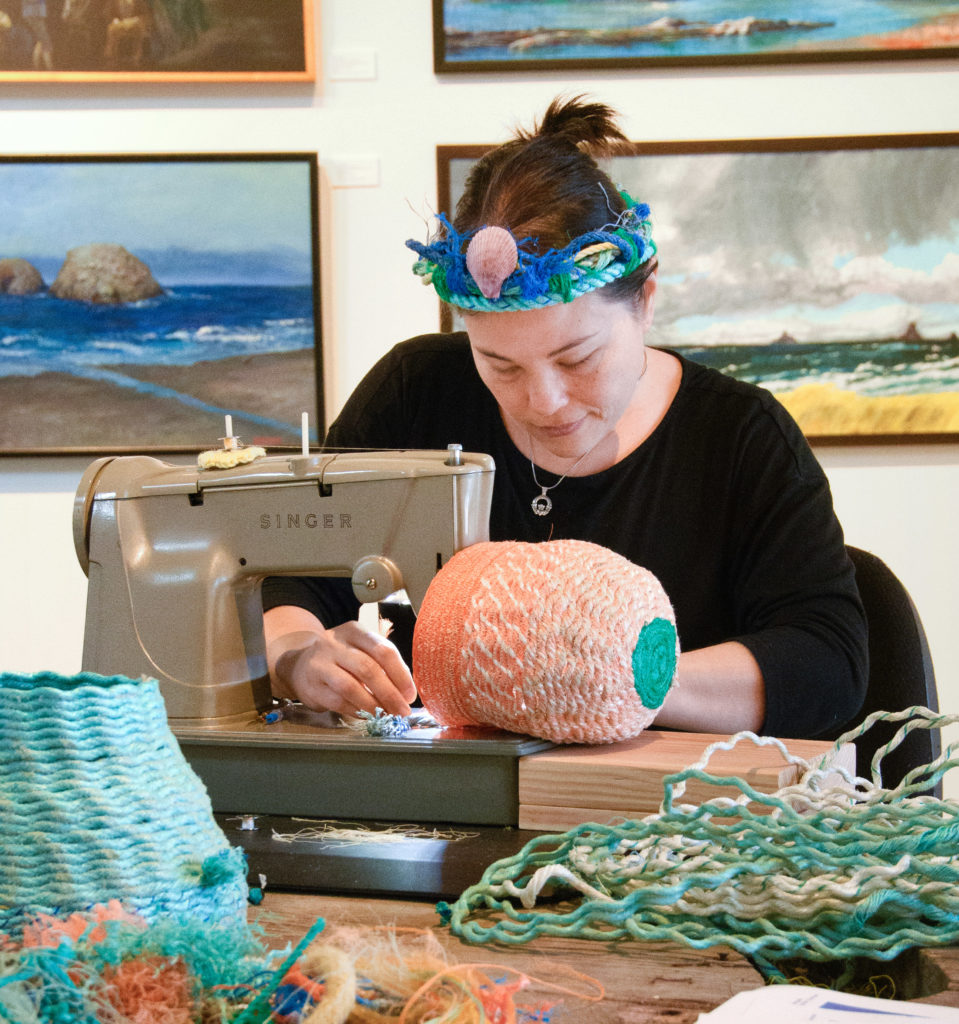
[0,0,314,82]
[433,0,959,72]
[436,136,959,444]
[0,153,322,455]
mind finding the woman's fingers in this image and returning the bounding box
[292,621,416,717]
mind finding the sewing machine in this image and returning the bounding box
[73,444,494,722]
[74,445,548,832]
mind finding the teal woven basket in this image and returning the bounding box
[0,671,248,935]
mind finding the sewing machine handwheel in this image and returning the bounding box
[351,555,404,603]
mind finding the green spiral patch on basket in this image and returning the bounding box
[631,616,677,709]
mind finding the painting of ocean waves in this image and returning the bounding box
[1,285,313,378]
[683,339,959,399]
[628,139,959,439]
[437,0,959,68]
[0,155,320,454]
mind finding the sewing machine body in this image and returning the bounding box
[74,448,493,721]
[73,446,553,830]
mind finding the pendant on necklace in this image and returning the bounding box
[531,489,552,516]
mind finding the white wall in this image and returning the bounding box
[1,0,957,788]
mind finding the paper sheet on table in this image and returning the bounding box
[697,985,959,1022]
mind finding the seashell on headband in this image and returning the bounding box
[412,539,679,745]
[465,226,519,300]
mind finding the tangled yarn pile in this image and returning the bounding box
[268,924,603,1023]
[0,910,601,1023]
[0,906,324,1024]
[413,539,679,744]
[438,707,959,978]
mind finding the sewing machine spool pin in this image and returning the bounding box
[221,413,240,450]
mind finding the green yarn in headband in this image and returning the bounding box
[406,189,656,312]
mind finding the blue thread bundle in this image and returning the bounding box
[0,670,249,938]
[356,707,413,737]
[439,708,959,978]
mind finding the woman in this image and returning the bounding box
[263,96,868,740]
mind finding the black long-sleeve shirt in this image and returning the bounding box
[263,333,868,739]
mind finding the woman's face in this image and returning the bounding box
[464,282,655,463]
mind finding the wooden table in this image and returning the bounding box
[240,731,956,1019]
[252,892,959,1022]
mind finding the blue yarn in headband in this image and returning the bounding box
[406,189,657,312]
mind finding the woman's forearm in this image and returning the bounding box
[654,641,765,734]
[264,605,328,700]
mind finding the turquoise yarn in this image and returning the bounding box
[631,617,677,709]
[231,916,327,1024]
[0,671,249,937]
[439,707,959,978]
[0,916,316,1024]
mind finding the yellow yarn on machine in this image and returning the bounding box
[197,444,266,470]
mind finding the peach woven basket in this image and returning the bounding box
[413,539,679,744]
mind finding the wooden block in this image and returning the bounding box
[518,730,854,832]
[519,803,664,832]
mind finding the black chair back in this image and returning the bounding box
[838,546,941,794]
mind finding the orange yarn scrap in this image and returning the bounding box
[296,925,604,1023]
[21,898,145,948]
[103,956,195,1024]
[413,539,679,744]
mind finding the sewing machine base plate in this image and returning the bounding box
[175,708,552,826]
[216,813,543,900]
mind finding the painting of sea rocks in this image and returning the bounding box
[435,0,959,71]
[49,244,164,304]
[0,155,321,454]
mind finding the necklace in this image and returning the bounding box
[529,435,604,516]
[527,348,650,517]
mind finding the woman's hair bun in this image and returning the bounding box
[528,94,629,155]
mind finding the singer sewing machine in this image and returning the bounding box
[74,445,550,849]
[73,444,493,722]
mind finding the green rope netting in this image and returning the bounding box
[438,707,959,978]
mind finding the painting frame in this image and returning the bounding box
[432,0,959,73]
[436,135,959,446]
[0,151,323,456]
[0,0,315,83]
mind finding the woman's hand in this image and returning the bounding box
[265,606,416,718]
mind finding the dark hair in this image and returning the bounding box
[453,95,657,305]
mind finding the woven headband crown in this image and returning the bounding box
[406,188,656,312]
